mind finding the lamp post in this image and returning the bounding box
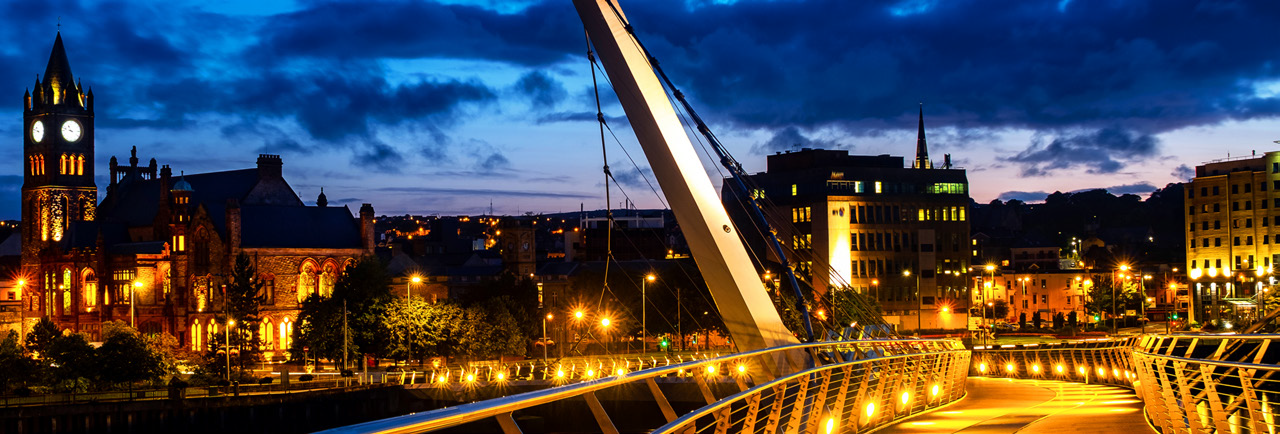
[904,269,920,331]
[226,319,235,383]
[600,317,612,355]
[1116,265,1129,333]
[643,273,655,353]
[542,313,553,362]
[985,265,995,341]
[131,280,142,328]
[408,275,421,299]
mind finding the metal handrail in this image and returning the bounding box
[652,346,969,433]
[320,338,962,434]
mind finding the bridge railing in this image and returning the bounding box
[652,341,970,434]
[970,338,1140,388]
[319,338,967,434]
[1132,334,1280,434]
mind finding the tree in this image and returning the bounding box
[383,296,465,364]
[983,300,1009,321]
[225,253,266,375]
[0,331,36,393]
[1052,312,1065,330]
[44,333,97,392]
[1018,312,1027,330]
[1032,312,1043,330]
[1067,311,1078,328]
[99,324,164,388]
[25,316,61,356]
[293,256,390,367]
[457,297,527,361]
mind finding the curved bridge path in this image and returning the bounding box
[878,377,1153,433]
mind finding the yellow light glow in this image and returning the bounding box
[986,265,995,271]
[1119,265,1129,272]
[466,374,475,382]
[866,402,876,417]
[616,368,626,376]
[437,375,447,384]
[586,369,594,378]
[496,372,506,381]
[557,369,565,378]
[1112,369,1119,377]
[825,417,836,434]
[601,318,611,327]
[706,365,717,374]
[1031,364,1040,373]
[1056,364,1064,374]
[737,364,747,374]
[1006,363,1014,373]
[978,362,987,373]
[17,279,25,286]
[931,384,940,396]
[941,306,950,313]
[1078,366,1087,375]
[575,310,584,319]
[411,275,422,284]
[900,391,911,405]
[646,274,656,282]
[1097,367,1106,377]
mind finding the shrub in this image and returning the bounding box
[258,377,274,385]
[168,377,189,389]
[298,374,314,382]
[14,387,33,397]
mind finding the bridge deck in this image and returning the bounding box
[878,377,1152,434]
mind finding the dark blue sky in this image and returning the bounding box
[3,0,1278,219]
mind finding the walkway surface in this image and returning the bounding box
[878,377,1153,433]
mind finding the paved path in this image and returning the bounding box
[878,377,1152,433]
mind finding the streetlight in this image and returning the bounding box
[904,269,920,331]
[643,273,655,353]
[131,280,142,328]
[226,319,235,383]
[1115,265,1129,333]
[600,317,612,355]
[542,313,553,362]
[409,275,422,299]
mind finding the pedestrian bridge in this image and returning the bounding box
[320,333,1278,433]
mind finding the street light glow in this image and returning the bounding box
[601,318,611,327]
[646,274,656,282]
[411,275,422,284]
[575,310,584,319]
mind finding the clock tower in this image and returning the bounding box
[21,33,97,269]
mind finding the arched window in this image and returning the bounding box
[207,319,218,352]
[297,262,318,303]
[61,268,72,313]
[77,155,84,176]
[319,261,337,297]
[82,268,97,310]
[59,154,66,175]
[279,317,292,351]
[37,155,44,175]
[192,320,203,351]
[261,318,274,350]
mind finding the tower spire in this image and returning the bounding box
[914,103,932,169]
[42,32,77,106]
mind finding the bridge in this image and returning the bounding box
[319,333,1277,434]
[328,0,1275,431]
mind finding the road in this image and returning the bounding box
[878,377,1152,433]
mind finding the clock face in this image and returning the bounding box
[31,120,44,143]
[61,120,82,142]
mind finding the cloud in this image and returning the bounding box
[1005,127,1159,176]
[514,71,566,108]
[609,160,657,190]
[998,190,1050,203]
[256,139,312,155]
[377,186,595,199]
[475,151,511,171]
[750,126,844,155]
[1171,164,1195,180]
[1096,182,1158,196]
[535,111,628,125]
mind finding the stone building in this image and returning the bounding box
[19,33,375,360]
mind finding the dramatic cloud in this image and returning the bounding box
[1005,127,1159,176]
[1093,182,1158,196]
[515,71,567,108]
[750,126,844,155]
[1171,164,1195,180]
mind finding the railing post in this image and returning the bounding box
[645,377,678,423]
[583,391,620,434]
[495,412,523,434]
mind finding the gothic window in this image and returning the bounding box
[192,320,203,351]
[207,319,218,352]
[61,268,72,314]
[37,155,44,175]
[298,262,318,303]
[279,318,293,351]
[319,262,337,297]
[261,273,275,305]
[82,269,97,310]
[193,275,209,312]
[77,155,84,176]
[59,154,66,175]
[260,318,274,350]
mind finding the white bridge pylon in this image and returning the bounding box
[573,0,802,374]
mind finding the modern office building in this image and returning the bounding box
[726,108,972,330]
[1185,151,1279,324]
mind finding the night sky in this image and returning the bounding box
[2,0,1278,220]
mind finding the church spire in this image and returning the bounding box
[913,103,932,169]
[41,32,78,107]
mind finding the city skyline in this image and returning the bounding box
[1,0,1278,220]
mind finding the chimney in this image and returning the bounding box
[944,154,952,169]
[359,203,375,254]
[256,154,283,179]
[160,165,172,201]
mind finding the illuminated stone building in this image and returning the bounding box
[726,108,971,330]
[19,34,375,359]
[1184,152,1279,323]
